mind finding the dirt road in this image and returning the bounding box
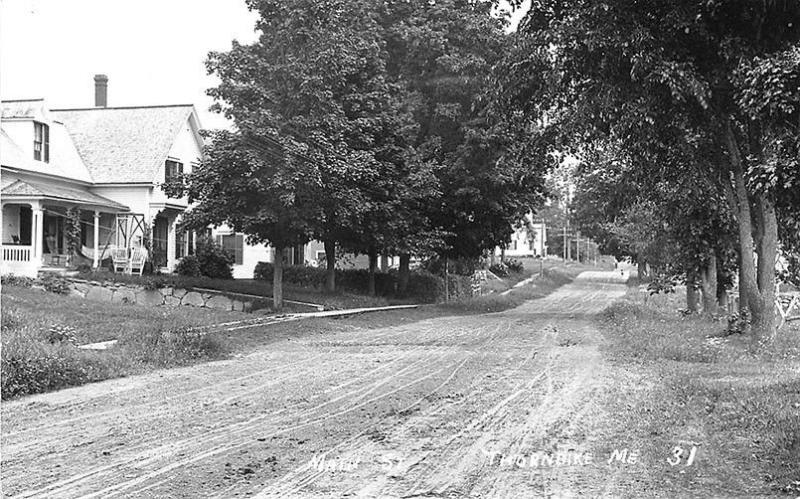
[2,271,631,498]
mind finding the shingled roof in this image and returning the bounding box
[51,105,196,184]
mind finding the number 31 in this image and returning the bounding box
[667,445,697,466]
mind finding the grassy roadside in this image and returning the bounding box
[441,261,602,313]
[595,288,800,496]
[1,261,587,400]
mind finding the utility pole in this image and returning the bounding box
[566,219,572,261]
[540,220,545,276]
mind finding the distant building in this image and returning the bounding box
[494,213,547,258]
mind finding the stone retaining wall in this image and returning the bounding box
[65,279,255,312]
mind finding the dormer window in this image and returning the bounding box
[165,159,183,182]
[34,122,49,162]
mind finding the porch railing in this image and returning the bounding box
[2,245,32,262]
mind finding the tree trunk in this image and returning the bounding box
[368,247,377,297]
[686,270,699,313]
[398,253,410,295]
[324,238,336,293]
[637,256,647,281]
[500,246,506,263]
[273,246,284,311]
[716,264,729,313]
[751,195,779,340]
[724,120,776,339]
[700,253,718,315]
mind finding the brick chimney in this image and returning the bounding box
[94,74,108,107]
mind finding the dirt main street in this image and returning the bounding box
[2,271,634,498]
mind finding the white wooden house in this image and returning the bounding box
[1,75,323,279]
[494,213,547,258]
[1,76,202,277]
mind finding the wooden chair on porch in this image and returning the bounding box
[111,248,129,273]
[128,247,148,276]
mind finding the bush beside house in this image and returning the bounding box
[175,237,234,279]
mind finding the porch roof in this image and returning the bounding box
[1,179,128,211]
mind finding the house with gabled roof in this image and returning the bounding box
[1,75,203,277]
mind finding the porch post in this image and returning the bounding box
[93,210,100,268]
[32,205,43,262]
[166,215,176,271]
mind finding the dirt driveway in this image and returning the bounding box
[2,271,631,498]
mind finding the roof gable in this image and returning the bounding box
[51,105,197,184]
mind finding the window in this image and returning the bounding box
[165,159,183,182]
[34,122,49,162]
[220,234,244,265]
[175,231,185,260]
[187,231,195,256]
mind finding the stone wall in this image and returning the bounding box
[65,278,255,312]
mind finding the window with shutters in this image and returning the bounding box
[34,122,49,162]
[220,233,244,265]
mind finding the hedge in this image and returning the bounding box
[253,262,470,303]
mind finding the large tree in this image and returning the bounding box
[206,0,401,294]
[168,130,320,310]
[502,0,800,339]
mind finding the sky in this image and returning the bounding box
[1,0,528,131]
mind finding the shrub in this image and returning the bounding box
[254,262,326,288]
[174,255,202,277]
[422,257,481,276]
[336,269,396,296]
[1,274,34,287]
[489,263,509,277]
[195,237,233,279]
[47,325,79,345]
[505,258,524,273]
[254,262,460,303]
[40,274,71,295]
[254,261,272,281]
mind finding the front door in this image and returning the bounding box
[43,213,64,254]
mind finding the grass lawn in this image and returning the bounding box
[595,288,800,496]
[3,285,252,345]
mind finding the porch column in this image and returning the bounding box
[93,211,100,268]
[166,216,177,271]
[32,205,44,262]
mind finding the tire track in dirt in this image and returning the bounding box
[3,318,466,468]
[10,344,450,499]
[123,318,512,498]
[9,317,493,498]
[78,353,466,499]
[3,271,629,499]
[250,320,518,498]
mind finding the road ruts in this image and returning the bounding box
[1,270,628,498]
